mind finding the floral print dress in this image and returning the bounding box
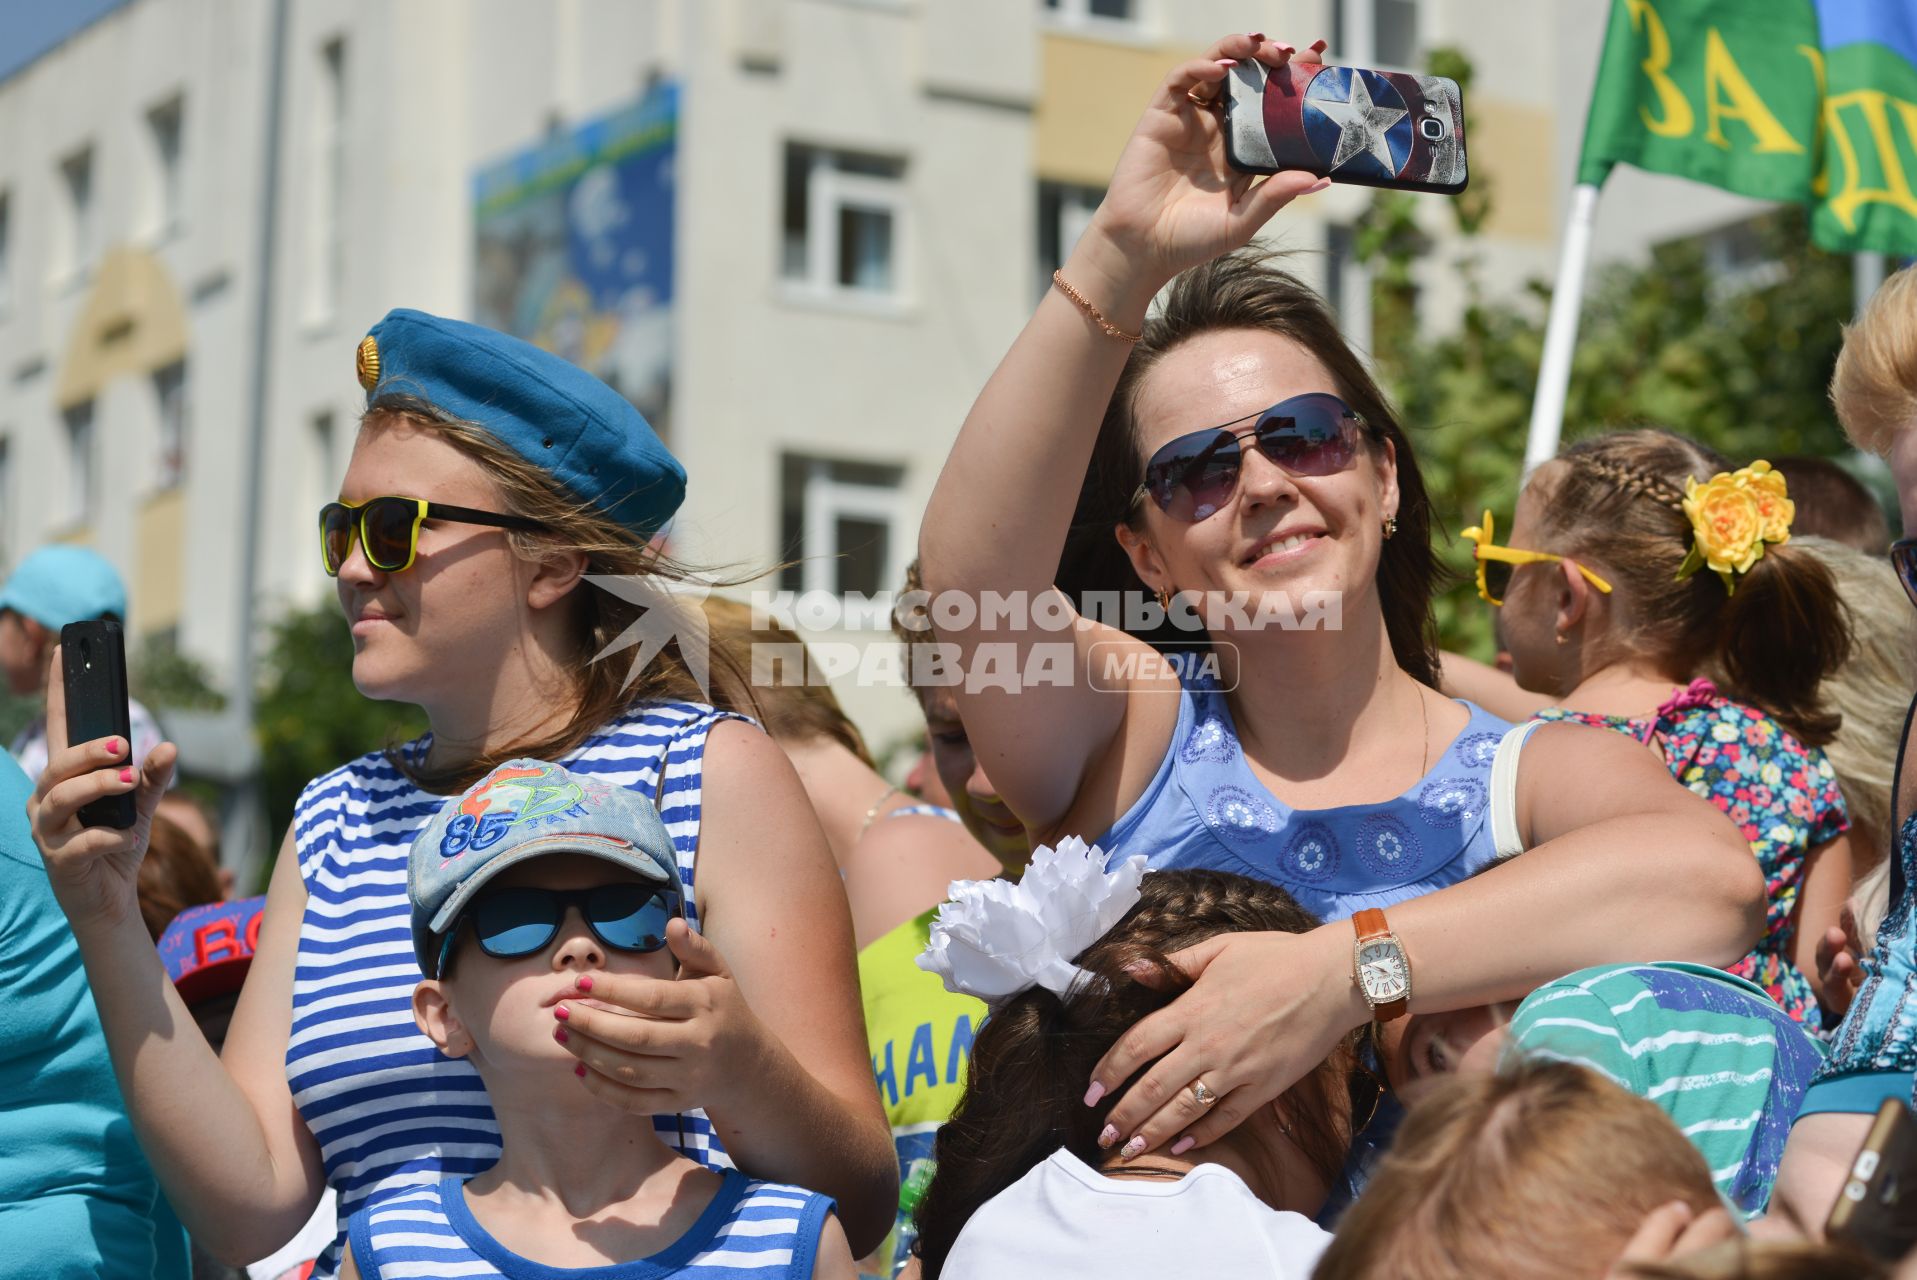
[1536,679,1848,1024]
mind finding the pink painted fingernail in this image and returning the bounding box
[574,1062,587,1078]
[1084,1082,1105,1107]
[1120,1136,1147,1161]
[1248,32,1265,41]
[1215,58,1237,69]
[1277,44,1295,54]
[553,1026,568,1043]
[1311,38,1328,51]
[106,739,121,756]
[1310,178,1333,192]
[576,976,593,993]
[553,1005,569,1021]
[1170,1136,1196,1156]
[119,768,134,783]
[1097,1124,1119,1149]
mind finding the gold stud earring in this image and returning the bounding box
[1383,516,1399,540]
[1555,631,1568,646]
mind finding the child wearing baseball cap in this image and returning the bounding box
[339,759,855,1279]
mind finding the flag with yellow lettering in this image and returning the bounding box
[1577,0,1917,255]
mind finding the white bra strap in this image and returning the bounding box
[1491,720,1546,861]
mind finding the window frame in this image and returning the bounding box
[153,361,188,490]
[781,454,909,600]
[145,94,187,242]
[63,400,97,528]
[782,144,911,307]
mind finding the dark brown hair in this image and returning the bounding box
[138,812,226,941]
[1060,248,1442,684]
[911,869,1366,1278]
[359,400,760,793]
[1315,1059,1721,1280]
[1532,429,1852,745]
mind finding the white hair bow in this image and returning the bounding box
[916,836,1149,1005]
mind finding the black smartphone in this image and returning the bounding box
[1223,58,1468,195]
[1827,1097,1917,1261]
[60,619,138,830]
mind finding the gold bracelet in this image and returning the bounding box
[1051,269,1142,344]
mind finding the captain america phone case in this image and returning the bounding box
[1224,59,1468,195]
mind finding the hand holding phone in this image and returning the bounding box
[60,620,138,830]
[1826,1097,1917,1261]
[1223,57,1468,194]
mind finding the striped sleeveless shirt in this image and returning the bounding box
[287,700,743,1279]
[346,1171,834,1279]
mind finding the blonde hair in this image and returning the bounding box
[1781,537,1917,935]
[363,402,758,794]
[702,596,874,768]
[1832,263,1917,456]
[1314,1059,1720,1280]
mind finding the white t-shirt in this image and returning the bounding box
[941,1148,1330,1280]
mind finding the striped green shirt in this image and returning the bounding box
[1503,962,1827,1216]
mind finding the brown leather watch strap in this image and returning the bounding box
[1351,908,1408,1022]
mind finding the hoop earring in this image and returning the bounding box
[1383,516,1399,540]
[1157,586,1174,612]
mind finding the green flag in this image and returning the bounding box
[1578,0,1917,254]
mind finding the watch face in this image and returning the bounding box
[1358,940,1409,1002]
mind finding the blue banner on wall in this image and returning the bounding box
[473,82,677,432]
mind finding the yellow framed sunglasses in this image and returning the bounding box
[1461,509,1614,607]
[319,495,548,577]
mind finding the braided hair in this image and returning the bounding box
[910,869,1368,1278]
[1531,429,1851,745]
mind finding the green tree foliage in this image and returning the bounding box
[1367,50,1862,661]
[256,603,427,840]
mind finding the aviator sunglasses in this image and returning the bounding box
[1893,538,1917,612]
[1135,392,1368,523]
[441,882,683,976]
[319,495,549,577]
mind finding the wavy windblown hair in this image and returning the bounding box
[357,400,760,794]
[911,869,1367,1278]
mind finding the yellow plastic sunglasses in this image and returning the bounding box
[1461,509,1613,607]
[319,496,548,577]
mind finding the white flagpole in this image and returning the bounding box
[1523,182,1604,476]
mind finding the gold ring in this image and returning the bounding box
[1186,88,1220,110]
[1190,1079,1219,1108]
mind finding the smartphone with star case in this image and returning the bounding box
[1223,59,1468,195]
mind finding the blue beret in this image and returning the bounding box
[356,308,685,537]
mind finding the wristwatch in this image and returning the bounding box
[1351,908,1410,1022]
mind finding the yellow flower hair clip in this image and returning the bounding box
[1675,460,1794,595]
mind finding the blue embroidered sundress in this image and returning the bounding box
[1097,670,1514,923]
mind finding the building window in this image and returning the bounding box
[58,146,95,281]
[1042,0,1141,26]
[1325,223,1373,355]
[0,191,11,312]
[309,409,337,512]
[1333,0,1420,69]
[1037,181,1103,302]
[146,95,186,239]
[778,454,907,598]
[308,37,348,322]
[154,362,188,489]
[64,401,96,526]
[782,144,907,300]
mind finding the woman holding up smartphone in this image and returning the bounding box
[25,311,895,1278]
[917,32,1763,1167]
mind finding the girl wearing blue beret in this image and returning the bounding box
[26,310,896,1278]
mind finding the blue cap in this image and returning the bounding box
[0,546,128,630]
[408,758,682,978]
[357,308,686,537]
